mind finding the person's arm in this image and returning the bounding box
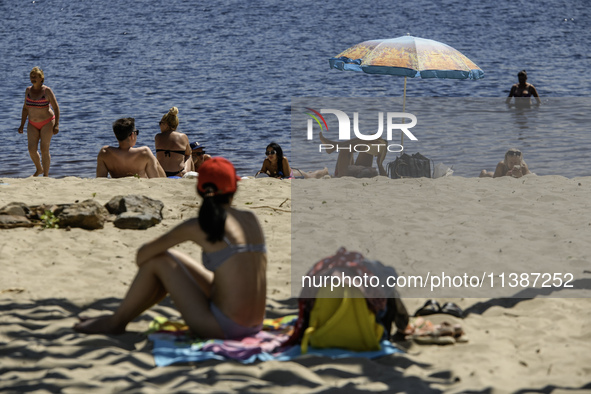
[18,93,28,133]
[183,135,192,160]
[256,159,270,176]
[282,157,291,178]
[18,104,28,133]
[522,162,532,175]
[376,149,387,176]
[96,148,109,177]
[180,135,192,175]
[530,85,541,105]
[492,161,506,178]
[144,149,166,178]
[506,85,516,104]
[136,219,196,266]
[46,87,60,134]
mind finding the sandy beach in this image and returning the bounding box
[1,175,590,393]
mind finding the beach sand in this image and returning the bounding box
[1,176,590,393]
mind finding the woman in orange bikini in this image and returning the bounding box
[18,66,60,177]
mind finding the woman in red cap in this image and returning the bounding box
[74,157,268,339]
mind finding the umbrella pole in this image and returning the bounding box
[401,76,407,147]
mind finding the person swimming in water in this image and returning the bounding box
[506,70,541,107]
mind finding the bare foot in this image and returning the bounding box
[319,132,336,154]
[73,315,125,335]
[33,169,43,177]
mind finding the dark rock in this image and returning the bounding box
[0,215,34,229]
[105,195,164,216]
[105,195,164,230]
[57,200,109,230]
[0,202,30,217]
[113,212,161,230]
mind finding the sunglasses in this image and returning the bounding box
[265,150,276,156]
[507,151,521,157]
[192,151,204,156]
[129,129,139,137]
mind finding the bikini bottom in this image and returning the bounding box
[29,116,55,131]
[165,169,182,177]
[210,302,262,339]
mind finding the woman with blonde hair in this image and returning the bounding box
[17,66,61,176]
[479,148,532,178]
[155,107,194,177]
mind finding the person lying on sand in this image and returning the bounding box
[319,132,387,178]
[479,148,532,178]
[75,157,267,339]
[96,118,166,179]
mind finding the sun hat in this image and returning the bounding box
[190,141,205,150]
[197,157,240,195]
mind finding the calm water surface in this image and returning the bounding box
[1,0,590,178]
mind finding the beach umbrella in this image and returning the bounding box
[329,35,484,145]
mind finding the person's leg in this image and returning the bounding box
[39,120,55,177]
[354,152,373,167]
[74,251,223,338]
[319,131,338,154]
[335,150,354,177]
[165,249,214,298]
[184,157,195,173]
[300,168,329,179]
[26,124,43,176]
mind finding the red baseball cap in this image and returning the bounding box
[197,157,241,195]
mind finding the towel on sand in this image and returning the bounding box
[147,315,402,366]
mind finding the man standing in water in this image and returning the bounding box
[96,118,165,178]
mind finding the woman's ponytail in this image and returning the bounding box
[198,185,230,243]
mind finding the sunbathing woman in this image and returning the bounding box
[155,107,194,177]
[256,142,328,179]
[479,148,532,178]
[256,142,292,178]
[74,157,267,339]
[17,66,61,177]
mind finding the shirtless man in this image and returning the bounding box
[96,118,166,178]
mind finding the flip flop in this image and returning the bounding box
[440,302,464,318]
[414,299,441,317]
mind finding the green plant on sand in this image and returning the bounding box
[40,210,59,229]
